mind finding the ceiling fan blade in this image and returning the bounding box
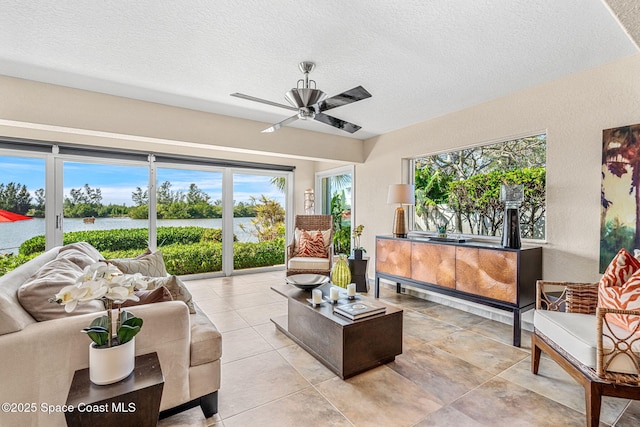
[318,86,372,112]
[314,113,362,134]
[231,93,298,111]
[262,114,299,133]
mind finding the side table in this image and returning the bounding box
[65,352,164,427]
[348,256,369,293]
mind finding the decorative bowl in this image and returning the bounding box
[285,274,330,290]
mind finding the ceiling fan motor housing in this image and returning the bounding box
[285,88,327,109]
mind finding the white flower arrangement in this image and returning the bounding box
[51,262,148,348]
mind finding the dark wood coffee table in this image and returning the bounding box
[271,283,403,379]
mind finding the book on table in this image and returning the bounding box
[334,302,386,320]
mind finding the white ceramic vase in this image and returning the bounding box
[89,337,135,385]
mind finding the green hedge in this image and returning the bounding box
[19,227,228,256]
[4,236,284,278]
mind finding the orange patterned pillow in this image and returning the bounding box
[598,248,640,331]
[599,269,640,332]
[599,248,640,288]
[298,230,327,258]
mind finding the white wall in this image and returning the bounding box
[354,53,640,282]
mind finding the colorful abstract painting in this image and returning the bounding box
[601,123,640,272]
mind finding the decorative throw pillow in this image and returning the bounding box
[120,286,173,307]
[144,275,195,313]
[598,248,640,332]
[298,230,328,258]
[599,268,640,332]
[58,242,103,264]
[17,257,104,321]
[599,248,640,288]
[110,250,168,277]
[294,228,331,255]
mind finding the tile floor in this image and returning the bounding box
[159,271,640,427]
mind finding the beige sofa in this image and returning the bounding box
[0,244,221,427]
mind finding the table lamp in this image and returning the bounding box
[387,184,414,238]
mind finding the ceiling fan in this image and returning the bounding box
[231,61,371,134]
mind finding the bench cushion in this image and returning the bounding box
[535,309,640,374]
[288,256,330,271]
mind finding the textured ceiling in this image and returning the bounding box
[0,0,637,140]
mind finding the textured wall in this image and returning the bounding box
[357,53,640,282]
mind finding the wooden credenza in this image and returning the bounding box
[375,235,542,347]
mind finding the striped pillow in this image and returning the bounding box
[598,248,640,332]
[298,230,328,258]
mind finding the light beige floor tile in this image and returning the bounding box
[315,365,441,427]
[500,357,630,425]
[221,291,283,310]
[413,405,485,427]
[418,303,488,329]
[159,407,223,427]
[388,342,494,405]
[452,377,586,426]
[252,322,296,349]
[277,344,337,384]
[616,400,640,426]
[223,387,350,427]
[403,310,461,343]
[195,296,234,315]
[202,309,250,333]
[235,301,287,326]
[220,327,273,363]
[469,317,532,350]
[429,329,528,374]
[219,351,311,418]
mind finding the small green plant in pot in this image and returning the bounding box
[352,224,366,259]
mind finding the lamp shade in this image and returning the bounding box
[387,184,415,205]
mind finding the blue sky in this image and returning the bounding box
[0,156,285,206]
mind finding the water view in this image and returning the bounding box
[0,217,257,254]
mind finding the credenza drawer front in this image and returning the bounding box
[376,238,411,277]
[410,242,455,288]
[455,247,518,303]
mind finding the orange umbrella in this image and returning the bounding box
[0,209,33,223]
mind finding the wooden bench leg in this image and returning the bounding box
[531,334,542,375]
[584,381,602,427]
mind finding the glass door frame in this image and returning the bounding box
[315,165,355,248]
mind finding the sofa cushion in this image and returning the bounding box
[288,256,331,271]
[17,257,104,321]
[145,275,195,314]
[58,242,103,265]
[120,286,173,307]
[190,305,222,366]
[534,309,640,374]
[110,250,168,277]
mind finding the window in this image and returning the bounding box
[411,134,546,240]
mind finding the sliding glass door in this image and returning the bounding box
[0,154,46,258]
[316,166,354,255]
[232,171,288,271]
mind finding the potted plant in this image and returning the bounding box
[352,224,366,260]
[50,262,147,385]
